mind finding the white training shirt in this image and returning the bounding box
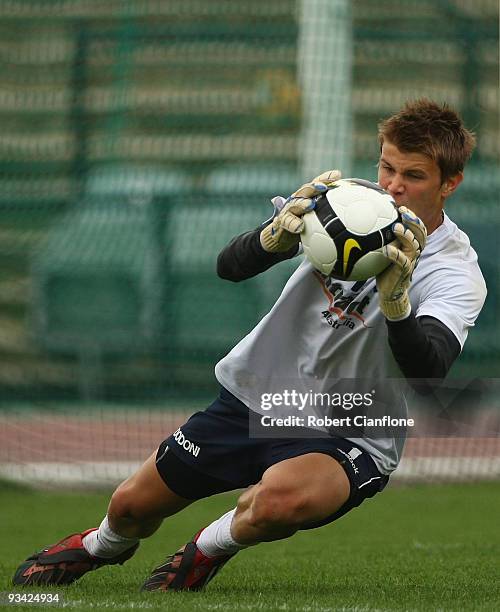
[215,213,487,474]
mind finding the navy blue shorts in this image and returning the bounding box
[156,387,389,528]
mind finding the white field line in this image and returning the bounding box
[1,457,500,487]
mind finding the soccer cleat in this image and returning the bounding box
[12,529,139,586]
[141,530,235,591]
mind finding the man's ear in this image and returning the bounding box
[442,172,463,199]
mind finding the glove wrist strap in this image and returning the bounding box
[260,226,279,252]
[380,293,411,321]
[260,225,299,253]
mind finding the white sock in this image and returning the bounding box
[196,508,249,558]
[82,516,139,559]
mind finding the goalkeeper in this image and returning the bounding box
[14,99,486,591]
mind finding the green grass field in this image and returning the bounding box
[1,480,499,611]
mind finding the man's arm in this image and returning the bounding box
[217,223,299,282]
[375,207,461,388]
[386,314,461,381]
[217,169,342,282]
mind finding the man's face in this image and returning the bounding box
[377,140,461,233]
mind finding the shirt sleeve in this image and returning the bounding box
[386,314,461,392]
[216,223,300,282]
[414,267,487,349]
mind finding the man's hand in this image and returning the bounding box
[377,206,427,321]
[260,170,342,253]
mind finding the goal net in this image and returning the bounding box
[0,0,498,487]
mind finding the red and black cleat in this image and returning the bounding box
[13,529,139,586]
[141,530,236,592]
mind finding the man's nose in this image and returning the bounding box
[386,175,405,195]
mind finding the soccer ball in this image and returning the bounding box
[301,178,400,280]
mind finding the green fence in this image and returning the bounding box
[0,0,498,401]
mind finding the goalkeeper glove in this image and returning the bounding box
[376,206,427,321]
[260,170,342,253]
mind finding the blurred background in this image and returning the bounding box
[0,0,498,487]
